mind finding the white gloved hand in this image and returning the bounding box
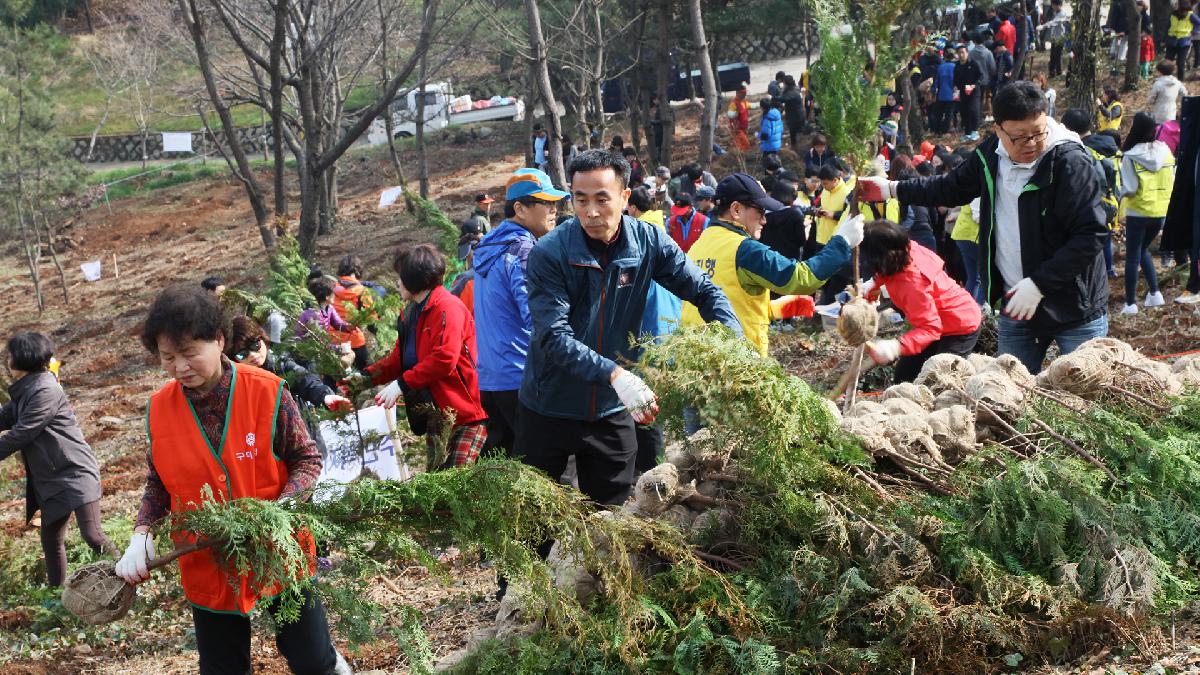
[834,214,865,248]
[857,176,896,202]
[860,277,878,298]
[866,339,901,365]
[611,368,659,424]
[323,394,351,411]
[115,531,156,585]
[1003,277,1043,321]
[374,381,403,408]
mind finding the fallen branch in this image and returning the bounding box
[694,550,746,571]
[1029,418,1119,483]
[1109,385,1168,413]
[852,466,895,503]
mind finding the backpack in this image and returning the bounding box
[1087,147,1120,227]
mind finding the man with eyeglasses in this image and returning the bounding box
[473,168,567,456]
[680,173,864,356]
[859,80,1109,374]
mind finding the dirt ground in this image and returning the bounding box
[2,86,1199,672]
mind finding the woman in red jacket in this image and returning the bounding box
[861,219,982,383]
[368,244,487,468]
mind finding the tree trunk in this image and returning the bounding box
[178,0,273,249]
[416,4,431,200]
[525,59,538,168]
[655,0,675,169]
[16,202,43,314]
[688,0,717,169]
[588,1,606,149]
[1151,0,1171,54]
[82,0,94,32]
[897,74,917,149]
[1123,0,1141,90]
[1066,0,1102,115]
[526,0,566,188]
[269,0,289,228]
[38,212,68,304]
[626,1,648,155]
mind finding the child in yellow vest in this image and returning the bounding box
[1118,112,1174,314]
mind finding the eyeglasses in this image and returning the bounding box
[998,125,1050,147]
[739,201,766,216]
[234,339,262,362]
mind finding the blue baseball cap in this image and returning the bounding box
[505,169,569,201]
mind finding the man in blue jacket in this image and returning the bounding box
[474,168,567,456]
[758,99,783,160]
[518,149,741,505]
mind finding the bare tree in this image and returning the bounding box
[654,0,674,168]
[1066,0,1103,115]
[526,0,566,187]
[688,0,716,169]
[1123,0,1141,90]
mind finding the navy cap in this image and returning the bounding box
[714,173,786,213]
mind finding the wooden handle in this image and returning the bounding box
[146,540,213,572]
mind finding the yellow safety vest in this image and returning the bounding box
[1126,159,1176,217]
[1097,101,1123,132]
[680,223,771,355]
[816,180,853,244]
[1169,14,1193,39]
[951,201,979,242]
[859,198,900,223]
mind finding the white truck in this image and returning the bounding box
[366,81,525,146]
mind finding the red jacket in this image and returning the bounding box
[875,242,981,357]
[667,208,709,253]
[1140,34,1155,63]
[366,285,486,426]
[996,20,1017,55]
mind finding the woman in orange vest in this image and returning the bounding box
[115,286,349,675]
[332,255,375,370]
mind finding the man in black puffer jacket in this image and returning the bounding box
[859,81,1109,374]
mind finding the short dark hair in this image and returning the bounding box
[992,81,1048,124]
[621,146,637,158]
[861,219,912,276]
[804,167,820,179]
[566,149,632,189]
[817,165,840,181]
[393,244,446,293]
[674,192,695,208]
[308,278,335,302]
[306,267,325,283]
[770,181,797,205]
[812,133,828,147]
[628,185,654,213]
[140,285,228,355]
[7,331,53,372]
[775,70,786,80]
[200,276,224,292]
[1103,86,1119,101]
[784,75,796,88]
[1158,60,1176,75]
[1061,107,1092,134]
[337,255,363,278]
[225,315,266,360]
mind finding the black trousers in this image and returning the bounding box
[515,404,638,505]
[193,588,337,675]
[1049,42,1064,77]
[351,345,370,372]
[635,424,664,474]
[480,389,519,456]
[959,92,980,134]
[40,499,113,586]
[893,326,982,384]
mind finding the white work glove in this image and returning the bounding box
[859,277,878,298]
[834,214,865,248]
[857,176,896,202]
[323,393,351,411]
[612,368,659,424]
[866,339,901,365]
[115,531,156,585]
[374,381,403,408]
[1003,277,1043,321]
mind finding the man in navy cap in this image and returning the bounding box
[680,172,864,355]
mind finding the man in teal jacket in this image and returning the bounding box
[518,149,741,505]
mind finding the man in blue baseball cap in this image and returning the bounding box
[473,168,569,457]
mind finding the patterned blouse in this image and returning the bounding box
[135,359,323,528]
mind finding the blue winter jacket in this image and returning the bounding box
[520,215,742,421]
[759,108,783,153]
[473,219,537,392]
[934,61,957,102]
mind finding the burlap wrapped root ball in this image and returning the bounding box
[881,415,946,468]
[982,354,1035,389]
[1121,356,1183,396]
[1172,354,1200,389]
[842,413,896,455]
[915,354,977,394]
[625,463,680,518]
[62,560,136,625]
[965,370,1025,421]
[882,397,928,418]
[848,400,886,418]
[926,405,977,463]
[882,382,936,410]
[837,296,879,346]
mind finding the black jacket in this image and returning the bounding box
[0,372,101,522]
[953,59,984,90]
[760,206,808,261]
[1163,96,1200,253]
[897,134,1109,336]
[264,352,332,408]
[779,87,805,128]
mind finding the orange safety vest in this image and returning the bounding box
[147,363,315,615]
[332,277,370,349]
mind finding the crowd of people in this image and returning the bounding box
[8,3,1200,672]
